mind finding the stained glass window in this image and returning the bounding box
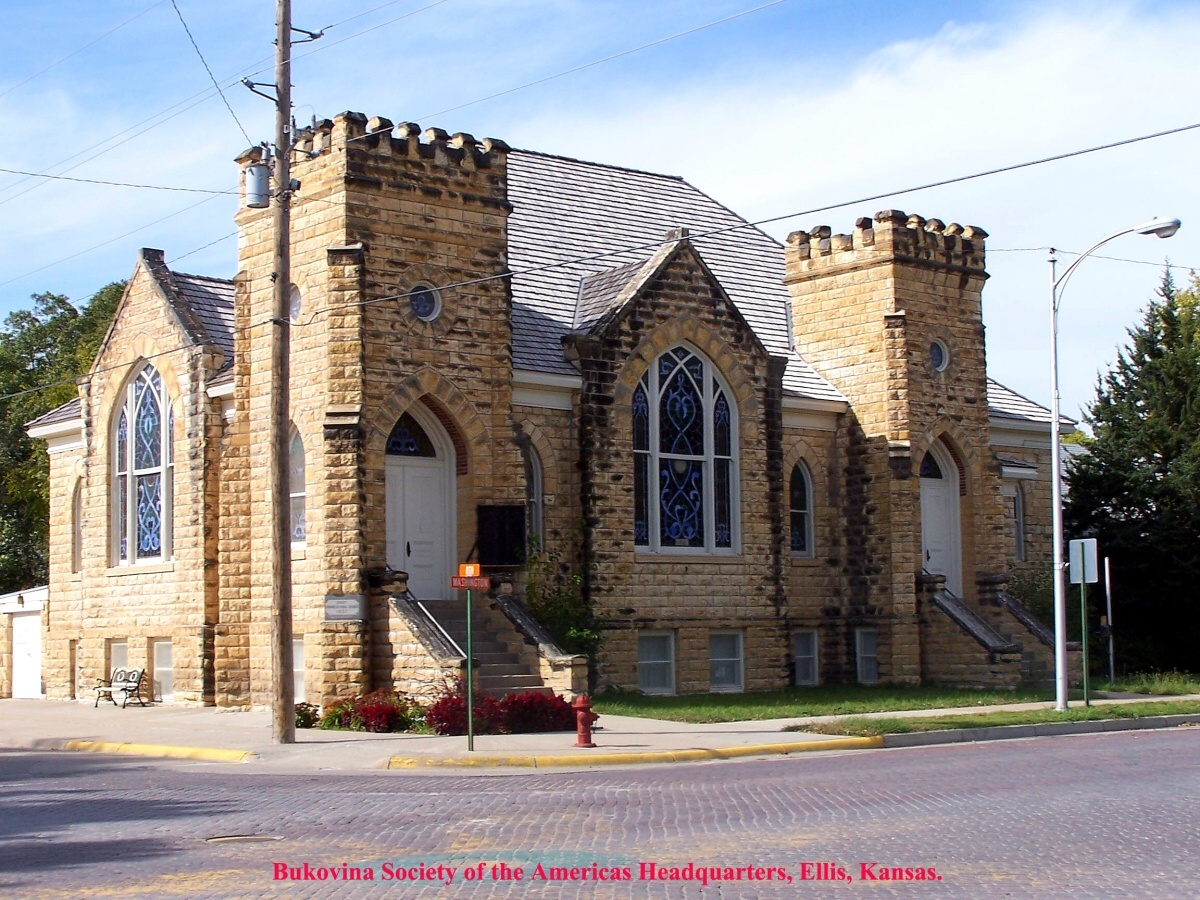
[633,347,737,552]
[919,452,942,479]
[114,365,171,562]
[289,429,306,544]
[386,413,437,457]
[790,463,812,555]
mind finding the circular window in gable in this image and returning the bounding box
[930,340,949,372]
[408,284,442,322]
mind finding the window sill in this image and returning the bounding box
[291,543,307,561]
[789,555,819,566]
[635,552,742,563]
[106,561,175,576]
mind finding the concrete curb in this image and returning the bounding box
[62,740,253,763]
[880,714,1200,748]
[388,736,884,769]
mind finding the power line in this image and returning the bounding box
[0,1,453,209]
[169,0,253,146]
[0,0,167,101]
[6,113,1199,397]
[167,231,238,265]
[0,166,233,194]
[0,190,230,289]
[992,246,1196,272]
[347,0,788,146]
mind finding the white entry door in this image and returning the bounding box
[386,458,449,600]
[919,448,962,596]
[11,611,44,698]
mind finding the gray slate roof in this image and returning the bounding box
[26,398,82,429]
[986,378,1074,426]
[171,272,235,366]
[507,150,844,402]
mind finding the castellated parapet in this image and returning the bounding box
[784,210,988,283]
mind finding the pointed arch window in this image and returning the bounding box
[633,346,737,553]
[523,442,544,552]
[113,365,173,562]
[71,481,83,573]
[386,413,437,457]
[289,428,306,546]
[790,462,814,557]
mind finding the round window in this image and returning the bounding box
[930,340,949,372]
[288,286,302,324]
[409,284,441,322]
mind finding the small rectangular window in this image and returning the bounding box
[152,640,174,702]
[638,632,675,694]
[709,631,744,692]
[794,629,819,686]
[855,628,879,685]
[109,640,128,674]
[293,637,306,704]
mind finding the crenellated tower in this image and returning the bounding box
[785,211,1010,683]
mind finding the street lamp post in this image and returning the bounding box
[1048,217,1181,711]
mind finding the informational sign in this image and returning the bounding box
[1069,538,1099,584]
[458,564,481,577]
[324,594,366,621]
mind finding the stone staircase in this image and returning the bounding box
[418,598,549,697]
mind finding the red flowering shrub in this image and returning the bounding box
[500,691,574,733]
[318,690,421,733]
[425,680,575,735]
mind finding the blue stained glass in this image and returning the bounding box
[634,454,649,545]
[684,355,703,382]
[659,356,674,378]
[632,383,649,451]
[791,465,810,552]
[136,473,162,557]
[714,459,732,548]
[117,473,128,560]
[134,387,161,469]
[714,389,731,456]
[660,371,702,455]
[387,413,436,457]
[116,412,128,473]
[659,459,703,547]
[919,453,942,479]
[167,408,174,465]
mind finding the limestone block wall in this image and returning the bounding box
[574,243,789,693]
[786,210,1009,684]
[44,257,221,703]
[918,599,1022,689]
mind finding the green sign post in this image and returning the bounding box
[1069,538,1099,707]
[452,567,491,752]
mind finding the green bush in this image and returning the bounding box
[294,702,320,729]
[524,533,602,657]
[316,691,424,733]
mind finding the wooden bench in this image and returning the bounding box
[94,668,149,708]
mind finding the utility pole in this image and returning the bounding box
[270,0,295,744]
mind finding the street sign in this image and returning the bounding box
[451,576,491,590]
[1069,538,1099,584]
[458,563,480,577]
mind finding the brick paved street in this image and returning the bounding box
[2,728,1198,898]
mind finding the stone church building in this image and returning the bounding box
[17,111,1068,707]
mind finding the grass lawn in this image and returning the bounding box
[592,684,1054,724]
[1100,672,1200,695]
[794,700,1200,737]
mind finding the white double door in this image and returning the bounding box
[386,458,451,600]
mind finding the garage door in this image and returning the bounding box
[11,611,43,698]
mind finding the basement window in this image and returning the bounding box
[709,631,744,692]
[794,629,819,686]
[638,632,675,695]
[855,628,879,685]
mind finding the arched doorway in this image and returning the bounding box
[919,442,962,596]
[385,406,455,600]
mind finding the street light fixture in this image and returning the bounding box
[1048,217,1181,711]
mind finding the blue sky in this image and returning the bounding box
[1,0,1198,419]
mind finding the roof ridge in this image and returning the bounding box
[511,148,686,182]
[169,270,234,286]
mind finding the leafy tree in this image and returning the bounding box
[0,283,122,591]
[1065,270,1200,672]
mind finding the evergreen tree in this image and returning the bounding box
[0,283,122,591]
[1065,270,1200,672]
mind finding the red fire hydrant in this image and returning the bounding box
[573,693,599,748]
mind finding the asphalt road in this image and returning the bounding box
[2,728,1197,898]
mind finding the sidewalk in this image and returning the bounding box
[1,694,1197,771]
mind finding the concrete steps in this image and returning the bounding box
[418,599,548,698]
